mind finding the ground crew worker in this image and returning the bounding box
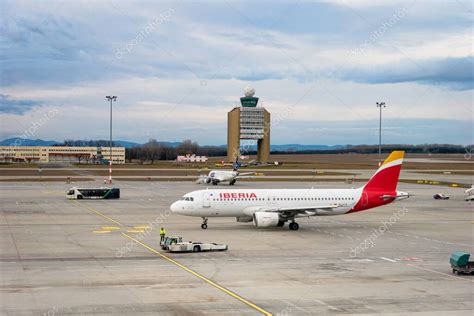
[160,227,166,242]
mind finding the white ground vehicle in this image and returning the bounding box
[433,193,450,200]
[160,236,227,253]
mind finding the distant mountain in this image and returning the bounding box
[230,144,344,151]
[114,140,141,148]
[118,140,181,148]
[0,138,59,146]
[270,144,344,151]
[0,138,343,151]
[0,138,181,148]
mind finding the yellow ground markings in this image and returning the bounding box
[122,233,272,316]
[102,226,120,230]
[126,229,145,233]
[133,225,151,229]
[72,201,123,226]
[73,201,271,315]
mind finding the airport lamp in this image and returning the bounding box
[376,102,386,166]
[106,96,117,184]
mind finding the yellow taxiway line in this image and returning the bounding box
[122,233,272,316]
[133,225,150,229]
[72,200,271,315]
[126,229,145,233]
[102,226,120,230]
[72,201,123,227]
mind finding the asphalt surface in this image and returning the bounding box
[0,180,473,315]
[0,168,472,187]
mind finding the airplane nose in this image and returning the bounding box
[170,201,179,213]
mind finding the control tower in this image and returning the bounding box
[227,87,270,162]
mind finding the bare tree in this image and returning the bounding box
[177,139,199,155]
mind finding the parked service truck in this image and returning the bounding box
[450,252,474,275]
[160,236,227,253]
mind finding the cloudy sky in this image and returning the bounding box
[0,0,472,145]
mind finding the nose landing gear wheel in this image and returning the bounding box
[201,217,208,229]
[289,222,299,230]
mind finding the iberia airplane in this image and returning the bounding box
[170,151,409,230]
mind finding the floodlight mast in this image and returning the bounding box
[106,96,117,184]
[376,102,386,166]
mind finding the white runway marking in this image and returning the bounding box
[314,299,344,312]
[282,299,311,314]
[380,257,397,263]
[407,264,474,283]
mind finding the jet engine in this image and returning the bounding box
[253,212,281,228]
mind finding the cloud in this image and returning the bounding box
[341,56,474,90]
[0,94,42,114]
[0,1,472,144]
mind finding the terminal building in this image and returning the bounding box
[0,146,125,164]
[227,88,270,162]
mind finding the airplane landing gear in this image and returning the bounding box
[201,217,208,229]
[212,180,219,185]
[229,179,236,185]
[289,221,299,230]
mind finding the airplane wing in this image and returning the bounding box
[243,204,341,217]
[195,175,209,184]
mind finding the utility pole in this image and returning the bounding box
[376,102,386,166]
[106,96,117,184]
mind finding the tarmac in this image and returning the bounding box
[0,179,473,315]
[0,168,472,187]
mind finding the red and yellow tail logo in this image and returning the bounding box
[349,151,404,213]
[365,151,404,192]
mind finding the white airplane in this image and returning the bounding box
[196,169,256,185]
[172,151,410,230]
[465,186,474,201]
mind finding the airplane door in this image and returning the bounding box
[203,191,211,208]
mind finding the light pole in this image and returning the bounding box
[106,96,117,184]
[376,102,386,166]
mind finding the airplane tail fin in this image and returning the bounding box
[364,151,404,193]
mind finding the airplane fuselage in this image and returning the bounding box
[174,151,409,230]
[171,187,400,217]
